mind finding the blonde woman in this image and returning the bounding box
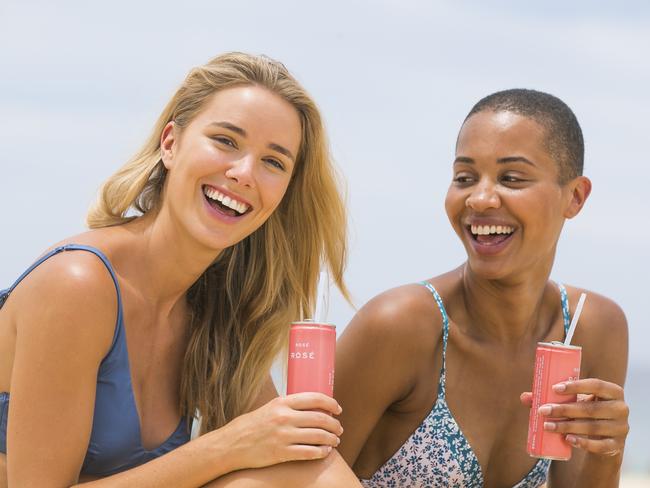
[0,53,360,487]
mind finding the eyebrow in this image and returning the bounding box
[209,121,295,162]
[453,156,536,166]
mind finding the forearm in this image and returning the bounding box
[573,452,623,488]
[550,451,623,488]
[78,433,237,488]
[202,450,362,488]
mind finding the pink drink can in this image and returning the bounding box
[286,320,336,397]
[527,341,582,460]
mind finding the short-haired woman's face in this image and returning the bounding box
[445,110,574,280]
[160,85,301,252]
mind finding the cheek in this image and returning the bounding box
[259,174,292,212]
[444,188,464,226]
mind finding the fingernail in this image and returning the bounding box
[538,404,553,416]
[337,405,343,414]
[565,435,578,446]
[544,421,557,431]
[552,383,567,392]
[336,437,341,446]
[326,446,332,452]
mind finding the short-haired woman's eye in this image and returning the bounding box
[501,174,524,183]
[453,174,474,184]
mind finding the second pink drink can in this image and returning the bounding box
[527,341,582,460]
[286,320,336,397]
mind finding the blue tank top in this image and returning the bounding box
[0,244,190,476]
[360,282,573,488]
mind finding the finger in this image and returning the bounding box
[544,418,628,437]
[284,392,342,414]
[294,411,344,435]
[284,444,333,462]
[539,399,628,420]
[552,378,624,400]
[520,392,533,406]
[288,427,340,447]
[565,435,623,457]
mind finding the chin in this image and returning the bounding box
[465,258,515,282]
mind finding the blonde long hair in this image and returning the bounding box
[87,52,348,432]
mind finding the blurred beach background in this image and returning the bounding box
[1,0,648,484]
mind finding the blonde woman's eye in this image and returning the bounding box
[265,158,285,171]
[213,136,236,148]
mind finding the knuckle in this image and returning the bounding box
[620,403,630,419]
[584,421,599,436]
[583,401,598,417]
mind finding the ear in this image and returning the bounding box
[160,121,176,170]
[564,176,592,219]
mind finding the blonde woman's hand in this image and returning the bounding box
[521,378,629,457]
[218,392,344,471]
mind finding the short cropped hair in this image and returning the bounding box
[464,89,584,183]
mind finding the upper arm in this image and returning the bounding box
[7,252,116,486]
[578,292,628,386]
[334,285,442,466]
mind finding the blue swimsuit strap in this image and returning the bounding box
[558,283,571,336]
[419,281,449,398]
[418,281,573,397]
[2,244,123,352]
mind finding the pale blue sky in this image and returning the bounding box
[1,0,648,471]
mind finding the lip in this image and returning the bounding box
[202,184,253,210]
[464,217,517,228]
[201,185,253,224]
[463,224,516,256]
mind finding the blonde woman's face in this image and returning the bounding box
[160,85,301,252]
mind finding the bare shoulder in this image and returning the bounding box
[341,282,444,353]
[563,285,628,383]
[9,247,118,356]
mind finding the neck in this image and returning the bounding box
[460,257,556,345]
[119,209,223,318]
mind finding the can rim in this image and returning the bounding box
[291,320,336,329]
[538,341,582,350]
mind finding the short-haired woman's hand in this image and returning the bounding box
[218,392,344,471]
[522,378,629,457]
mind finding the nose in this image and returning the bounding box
[465,177,501,211]
[225,154,255,188]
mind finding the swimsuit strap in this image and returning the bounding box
[557,283,571,336]
[0,244,123,351]
[418,281,449,398]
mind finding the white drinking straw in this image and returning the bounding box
[315,269,330,323]
[564,292,587,346]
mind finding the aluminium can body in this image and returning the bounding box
[527,341,582,460]
[287,321,336,397]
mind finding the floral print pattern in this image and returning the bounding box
[360,282,571,487]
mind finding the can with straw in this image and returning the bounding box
[526,341,582,460]
[287,320,336,397]
[527,292,587,460]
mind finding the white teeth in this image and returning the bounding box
[470,224,514,236]
[203,187,250,214]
